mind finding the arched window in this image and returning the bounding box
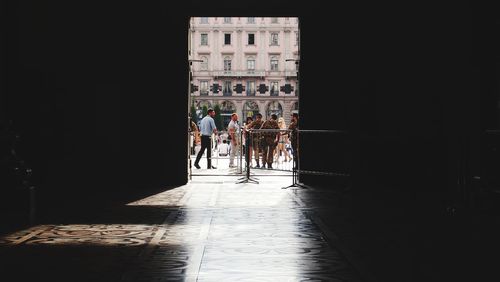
[243,101,260,123]
[219,101,236,129]
[196,100,212,109]
[266,101,283,119]
[195,100,212,121]
[220,101,235,112]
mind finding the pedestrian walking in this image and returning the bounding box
[194,108,218,169]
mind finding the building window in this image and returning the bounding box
[200,17,208,24]
[200,56,208,70]
[247,17,255,24]
[266,101,283,118]
[196,100,212,120]
[270,81,279,96]
[247,81,256,96]
[295,31,299,46]
[243,101,259,122]
[201,33,208,46]
[248,33,255,45]
[271,17,278,23]
[224,33,231,45]
[224,17,231,23]
[200,81,209,96]
[220,101,236,125]
[247,59,255,71]
[223,81,232,96]
[224,57,232,71]
[270,32,279,45]
[270,57,279,71]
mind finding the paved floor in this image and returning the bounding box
[0,174,370,282]
[190,149,295,176]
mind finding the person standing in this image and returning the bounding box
[288,113,299,168]
[274,117,291,162]
[189,117,199,155]
[260,114,280,169]
[194,108,218,169]
[228,113,240,168]
[246,113,264,168]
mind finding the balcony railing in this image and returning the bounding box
[192,70,298,78]
[212,70,266,78]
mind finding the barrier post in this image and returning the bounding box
[236,129,259,184]
[283,128,307,189]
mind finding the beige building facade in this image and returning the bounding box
[189,17,299,128]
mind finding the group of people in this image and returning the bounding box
[244,112,299,169]
[191,108,299,170]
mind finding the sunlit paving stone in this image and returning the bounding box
[1,175,365,282]
[127,185,190,207]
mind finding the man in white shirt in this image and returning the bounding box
[194,108,218,169]
[227,113,240,168]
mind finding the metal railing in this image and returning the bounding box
[193,70,297,78]
[189,127,351,186]
[238,128,351,186]
[211,70,266,77]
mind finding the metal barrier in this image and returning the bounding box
[190,127,294,175]
[189,129,246,176]
[236,128,350,187]
[189,127,351,187]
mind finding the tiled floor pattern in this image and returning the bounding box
[0,177,367,282]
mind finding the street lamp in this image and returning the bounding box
[189,59,204,64]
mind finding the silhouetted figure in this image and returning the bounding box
[288,113,299,168]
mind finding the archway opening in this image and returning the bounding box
[188,16,300,177]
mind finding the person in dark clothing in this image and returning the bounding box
[288,113,299,168]
[260,114,280,169]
